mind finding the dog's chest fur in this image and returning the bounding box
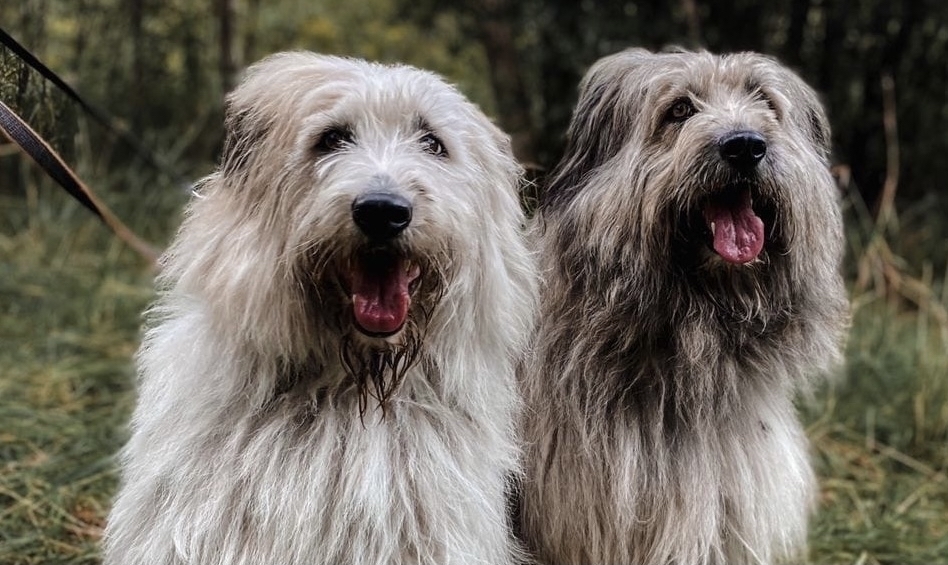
[525,338,816,565]
[520,254,835,564]
[108,339,518,565]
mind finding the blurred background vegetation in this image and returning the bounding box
[0,0,946,563]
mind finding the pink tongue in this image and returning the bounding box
[351,263,410,335]
[708,201,765,264]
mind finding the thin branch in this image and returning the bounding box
[874,72,899,227]
[679,0,702,48]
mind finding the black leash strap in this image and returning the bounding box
[0,99,102,220]
[0,99,161,264]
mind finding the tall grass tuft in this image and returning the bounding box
[805,185,948,564]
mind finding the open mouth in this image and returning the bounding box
[347,251,422,337]
[701,184,766,264]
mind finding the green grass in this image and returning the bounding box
[1,172,946,564]
[804,189,948,564]
[0,167,183,564]
[807,299,948,564]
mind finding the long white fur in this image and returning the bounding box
[104,52,536,565]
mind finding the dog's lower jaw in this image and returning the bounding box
[340,332,422,418]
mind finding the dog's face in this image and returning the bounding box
[545,49,841,279]
[172,53,524,392]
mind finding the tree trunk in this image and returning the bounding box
[818,0,848,93]
[466,0,538,167]
[679,0,702,48]
[784,0,811,66]
[245,0,262,64]
[129,0,144,131]
[216,0,237,94]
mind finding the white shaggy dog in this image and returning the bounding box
[103,52,536,565]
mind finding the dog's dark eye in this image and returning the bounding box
[665,98,697,123]
[420,132,448,158]
[315,127,353,153]
[756,90,779,114]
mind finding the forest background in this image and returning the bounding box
[1,0,946,563]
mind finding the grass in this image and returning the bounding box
[0,164,183,564]
[806,299,948,563]
[1,169,946,564]
[805,188,948,564]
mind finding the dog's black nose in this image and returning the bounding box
[351,192,412,240]
[719,131,767,170]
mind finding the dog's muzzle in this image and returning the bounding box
[346,189,420,338]
[700,130,769,264]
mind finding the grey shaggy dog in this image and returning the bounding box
[518,48,849,565]
[103,52,536,565]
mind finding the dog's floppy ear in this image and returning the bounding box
[220,105,269,177]
[219,52,341,178]
[218,57,288,178]
[762,57,833,163]
[787,78,832,163]
[485,119,524,186]
[543,48,653,209]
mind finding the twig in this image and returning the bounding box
[874,72,899,228]
[895,475,945,515]
[850,73,948,332]
[679,0,702,47]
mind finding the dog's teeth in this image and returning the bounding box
[710,221,716,236]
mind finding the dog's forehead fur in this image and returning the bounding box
[577,48,829,150]
[229,51,499,153]
[215,51,516,195]
[588,50,791,107]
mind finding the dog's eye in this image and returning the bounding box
[664,98,697,123]
[420,132,448,158]
[315,127,353,153]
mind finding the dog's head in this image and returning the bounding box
[545,48,841,271]
[166,53,531,409]
[540,49,844,325]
